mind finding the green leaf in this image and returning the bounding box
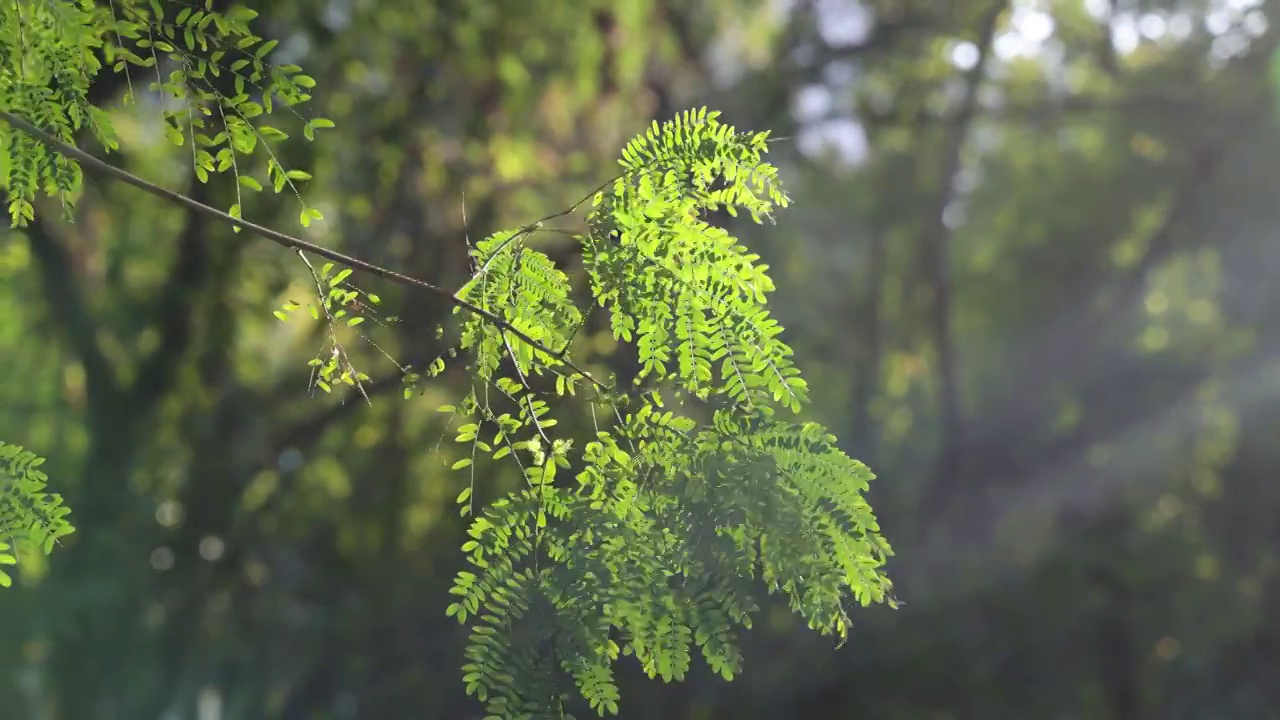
[258,126,288,141]
[304,117,336,141]
[254,38,279,60]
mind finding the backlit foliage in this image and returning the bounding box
[0,3,894,718]
[441,109,894,717]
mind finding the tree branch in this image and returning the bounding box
[854,90,1238,128]
[958,96,1269,513]
[24,217,119,412]
[850,229,885,465]
[130,179,221,410]
[787,11,936,74]
[919,0,1005,511]
[0,110,612,393]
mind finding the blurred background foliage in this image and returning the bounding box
[5,0,1280,718]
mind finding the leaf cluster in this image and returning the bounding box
[0,0,333,227]
[436,109,895,718]
[0,442,74,588]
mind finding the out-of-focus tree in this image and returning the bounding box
[9,0,1280,718]
[2,1,890,719]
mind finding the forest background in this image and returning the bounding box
[4,0,1280,718]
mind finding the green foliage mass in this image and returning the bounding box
[0,2,894,717]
